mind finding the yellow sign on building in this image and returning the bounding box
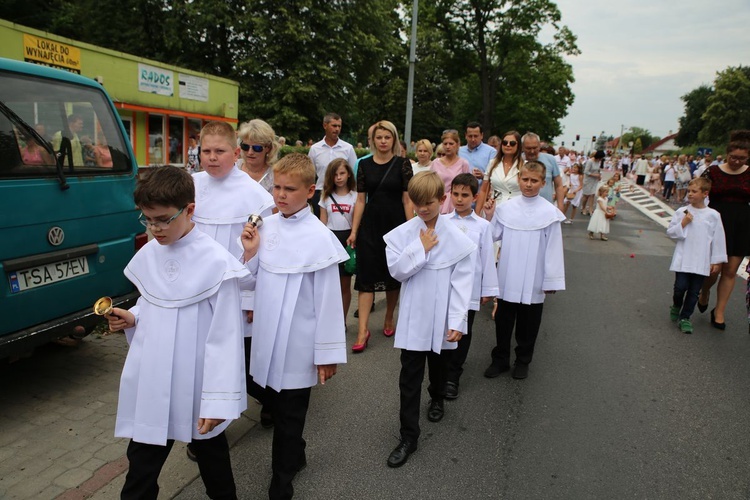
[23,34,81,72]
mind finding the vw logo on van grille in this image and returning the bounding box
[48,226,65,246]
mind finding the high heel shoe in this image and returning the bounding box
[352,331,371,353]
[710,309,726,331]
[383,327,395,337]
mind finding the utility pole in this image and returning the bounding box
[403,0,418,151]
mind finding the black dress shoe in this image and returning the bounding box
[697,301,708,313]
[444,381,459,400]
[298,454,307,472]
[710,308,726,331]
[512,363,529,379]
[484,360,510,378]
[427,399,444,422]
[260,409,274,429]
[387,439,417,468]
[186,443,198,462]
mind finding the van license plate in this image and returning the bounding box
[8,257,90,293]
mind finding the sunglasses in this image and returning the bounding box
[502,140,518,147]
[240,143,265,153]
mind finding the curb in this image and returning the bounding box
[59,406,260,500]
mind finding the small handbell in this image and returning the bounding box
[93,296,113,316]
[248,214,264,228]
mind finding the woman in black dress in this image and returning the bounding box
[698,130,750,329]
[347,121,413,352]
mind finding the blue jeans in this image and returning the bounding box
[673,272,706,320]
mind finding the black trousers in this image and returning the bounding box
[636,174,646,186]
[622,164,629,177]
[310,190,322,218]
[267,387,311,500]
[399,349,446,442]
[491,300,544,367]
[121,432,236,500]
[244,337,271,409]
[444,309,476,384]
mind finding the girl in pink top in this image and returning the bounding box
[430,129,470,213]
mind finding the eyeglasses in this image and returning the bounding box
[139,206,185,230]
[240,143,265,153]
[436,152,446,157]
[501,140,518,147]
[728,154,748,163]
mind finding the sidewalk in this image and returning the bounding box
[0,326,261,499]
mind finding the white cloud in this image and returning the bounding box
[551,0,750,144]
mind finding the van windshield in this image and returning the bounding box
[0,71,132,177]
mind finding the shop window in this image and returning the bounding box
[169,116,184,164]
[148,114,164,165]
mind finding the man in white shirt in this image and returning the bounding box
[308,112,358,217]
[555,146,572,188]
[459,121,496,180]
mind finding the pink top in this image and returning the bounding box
[430,157,470,213]
[21,147,44,165]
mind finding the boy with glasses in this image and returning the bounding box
[106,165,248,499]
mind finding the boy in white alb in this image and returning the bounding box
[443,173,498,399]
[666,177,727,333]
[106,166,247,500]
[240,154,348,499]
[192,121,276,430]
[484,161,565,380]
[383,171,476,468]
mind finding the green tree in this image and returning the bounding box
[426,0,579,137]
[622,127,657,150]
[699,66,750,146]
[633,137,643,154]
[675,85,713,147]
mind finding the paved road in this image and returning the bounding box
[1,197,748,499]
[176,201,750,499]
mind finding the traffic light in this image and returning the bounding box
[575,134,580,141]
[592,136,596,142]
[561,141,565,146]
[572,141,575,147]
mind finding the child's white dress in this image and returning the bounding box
[587,196,610,234]
[568,174,583,207]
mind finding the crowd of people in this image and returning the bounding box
[102,112,750,499]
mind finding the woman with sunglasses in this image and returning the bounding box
[697,130,750,330]
[474,130,523,218]
[431,129,471,214]
[237,119,280,193]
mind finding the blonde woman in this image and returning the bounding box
[237,119,279,193]
[430,129,470,214]
[412,139,433,175]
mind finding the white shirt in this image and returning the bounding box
[318,190,356,230]
[667,206,727,276]
[116,228,248,445]
[445,211,499,310]
[492,195,566,304]
[308,138,358,190]
[244,209,348,390]
[486,159,521,205]
[384,216,476,353]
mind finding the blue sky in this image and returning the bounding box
[550,0,750,145]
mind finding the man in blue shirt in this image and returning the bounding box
[459,121,496,180]
[522,132,564,211]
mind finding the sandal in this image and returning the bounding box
[588,232,594,240]
[600,235,608,241]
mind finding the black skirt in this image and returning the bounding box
[710,200,750,257]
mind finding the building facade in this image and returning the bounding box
[0,19,239,167]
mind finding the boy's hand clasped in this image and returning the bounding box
[446,329,462,342]
[197,418,225,435]
[420,228,438,253]
[681,211,693,228]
